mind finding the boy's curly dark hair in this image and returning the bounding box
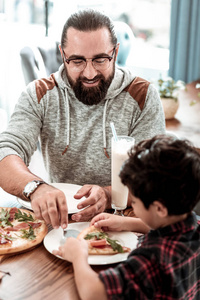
[120,135,200,215]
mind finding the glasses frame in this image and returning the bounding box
[61,46,117,71]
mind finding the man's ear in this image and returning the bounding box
[59,44,64,59]
[114,43,120,62]
[152,201,168,218]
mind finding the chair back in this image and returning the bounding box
[20,39,62,85]
[114,21,135,66]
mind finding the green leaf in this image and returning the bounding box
[20,225,36,240]
[0,209,13,227]
[190,100,197,106]
[15,209,35,222]
[84,231,124,253]
[84,231,108,240]
[0,233,16,241]
[106,237,124,253]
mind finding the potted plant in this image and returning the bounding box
[155,76,185,120]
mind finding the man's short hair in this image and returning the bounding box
[61,9,117,48]
[120,135,200,215]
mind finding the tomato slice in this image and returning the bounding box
[89,239,107,247]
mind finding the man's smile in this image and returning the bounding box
[81,78,100,87]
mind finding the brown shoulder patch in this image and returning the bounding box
[35,74,58,103]
[124,77,150,110]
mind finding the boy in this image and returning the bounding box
[53,135,200,300]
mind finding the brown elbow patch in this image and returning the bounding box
[124,77,150,110]
[35,74,58,103]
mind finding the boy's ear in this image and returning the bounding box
[152,201,168,218]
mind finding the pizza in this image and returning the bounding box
[0,207,48,255]
[77,225,131,255]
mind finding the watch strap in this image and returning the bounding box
[23,180,46,200]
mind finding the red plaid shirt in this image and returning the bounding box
[99,213,200,300]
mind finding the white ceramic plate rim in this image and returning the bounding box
[17,183,85,214]
[43,222,138,265]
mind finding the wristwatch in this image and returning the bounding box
[23,180,46,200]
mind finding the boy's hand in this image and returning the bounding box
[52,237,88,262]
[90,213,125,232]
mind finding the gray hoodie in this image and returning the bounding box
[0,65,165,186]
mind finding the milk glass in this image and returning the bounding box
[111,136,135,216]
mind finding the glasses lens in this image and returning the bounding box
[69,59,86,72]
[93,57,110,71]
[68,57,112,72]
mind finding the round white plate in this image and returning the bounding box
[17,183,85,214]
[43,222,138,265]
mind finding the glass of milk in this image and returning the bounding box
[111,136,135,216]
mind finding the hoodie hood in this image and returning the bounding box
[54,64,136,157]
[54,64,136,101]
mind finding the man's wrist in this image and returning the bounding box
[23,180,46,201]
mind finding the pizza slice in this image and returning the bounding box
[0,207,48,255]
[77,225,131,255]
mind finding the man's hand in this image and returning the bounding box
[71,185,111,222]
[30,184,68,229]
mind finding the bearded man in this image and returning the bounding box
[0,10,165,229]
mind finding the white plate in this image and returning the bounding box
[43,222,138,265]
[17,183,85,214]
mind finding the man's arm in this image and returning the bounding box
[0,155,42,197]
[0,155,68,228]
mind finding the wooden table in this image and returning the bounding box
[0,190,134,300]
[166,80,200,151]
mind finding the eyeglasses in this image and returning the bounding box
[61,46,116,72]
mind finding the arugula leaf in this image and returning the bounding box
[0,233,16,241]
[15,209,35,222]
[106,237,124,253]
[84,231,108,240]
[20,225,36,240]
[84,230,124,253]
[0,209,13,227]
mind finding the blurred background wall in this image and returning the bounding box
[1,0,199,124]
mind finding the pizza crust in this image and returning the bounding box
[0,207,48,255]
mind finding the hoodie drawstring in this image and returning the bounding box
[62,91,110,159]
[62,88,70,155]
[103,99,110,158]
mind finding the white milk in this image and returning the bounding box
[111,136,135,210]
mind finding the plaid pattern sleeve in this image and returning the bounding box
[99,213,200,300]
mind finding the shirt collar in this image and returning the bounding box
[149,212,198,238]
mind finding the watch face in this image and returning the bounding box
[24,181,38,194]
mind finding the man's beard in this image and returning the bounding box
[66,66,115,105]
